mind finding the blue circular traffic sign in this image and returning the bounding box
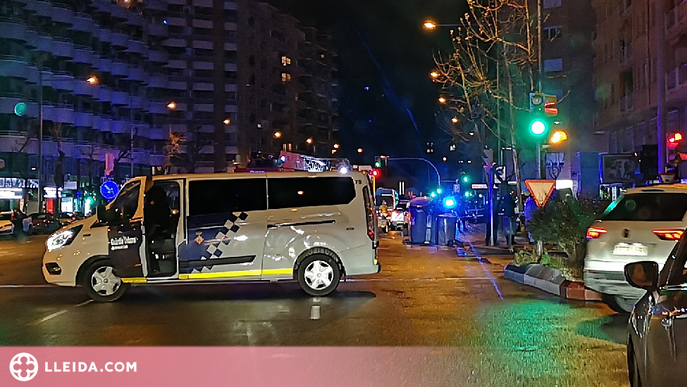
[100,181,119,201]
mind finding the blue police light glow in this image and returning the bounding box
[442,196,457,209]
[100,181,119,201]
[436,188,443,194]
[279,155,286,162]
[430,192,437,198]
[338,166,349,174]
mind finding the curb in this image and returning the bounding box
[503,263,602,301]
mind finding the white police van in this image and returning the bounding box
[42,171,380,301]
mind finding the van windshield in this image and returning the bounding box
[603,193,687,221]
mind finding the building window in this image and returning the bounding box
[543,58,563,72]
[281,72,291,82]
[543,0,561,9]
[281,55,291,66]
[543,26,562,40]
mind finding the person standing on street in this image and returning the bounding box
[500,191,517,251]
[11,209,27,243]
[524,191,537,244]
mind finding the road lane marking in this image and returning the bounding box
[75,300,94,307]
[28,310,68,326]
[0,284,54,288]
[310,305,321,320]
[465,240,504,300]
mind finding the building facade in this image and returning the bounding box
[0,0,339,213]
[592,0,687,184]
[534,0,600,192]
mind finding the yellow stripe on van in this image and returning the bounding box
[178,268,293,280]
[121,277,147,284]
[124,269,294,282]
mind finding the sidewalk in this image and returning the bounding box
[456,223,529,255]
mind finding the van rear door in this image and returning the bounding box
[363,178,378,247]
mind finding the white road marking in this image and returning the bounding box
[28,310,68,326]
[0,284,54,288]
[75,299,94,307]
[310,305,321,320]
[345,277,494,282]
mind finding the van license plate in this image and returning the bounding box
[612,243,648,256]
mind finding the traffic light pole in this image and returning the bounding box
[536,141,542,179]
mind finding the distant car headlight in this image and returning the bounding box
[46,226,82,252]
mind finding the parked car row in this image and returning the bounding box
[0,211,84,236]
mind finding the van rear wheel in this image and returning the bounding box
[297,255,341,297]
[602,294,634,313]
[82,260,129,302]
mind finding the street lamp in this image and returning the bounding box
[306,137,313,145]
[333,143,339,149]
[451,117,459,124]
[86,75,98,85]
[357,148,363,153]
[167,101,176,110]
[273,131,282,139]
[423,20,437,30]
[438,97,447,104]
[223,118,231,125]
[430,70,439,79]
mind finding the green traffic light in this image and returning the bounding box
[374,161,381,168]
[430,191,437,198]
[530,120,546,135]
[436,188,443,194]
[14,102,26,117]
[461,175,470,183]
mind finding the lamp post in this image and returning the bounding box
[36,55,48,213]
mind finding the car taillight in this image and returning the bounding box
[653,229,684,241]
[586,227,607,239]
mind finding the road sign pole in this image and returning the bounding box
[536,141,542,179]
[488,166,495,246]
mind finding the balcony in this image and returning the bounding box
[146,0,167,11]
[0,59,28,79]
[33,1,52,17]
[619,93,634,112]
[147,74,168,88]
[51,6,74,24]
[51,72,74,90]
[127,66,146,82]
[129,95,143,109]
[52,39,74,58]
[148,100,171,114]
[73,47,95,64]
[127,40,147,55]
[72,13,94,33]
[163,38,186,48]
[167,59,185,69]
[111,91,130,105]
[99,29,112,43]
[110,4,128,20]
[98,87,112,102]
[148,23,168,37]
[126,12,144,26]
[148,49,168,63]
[111,120,130,134]
[111,32,128,47]
[73,80,93,95]
[95,57,112,72]
[167,80,186,90]
[53,106,75,124]
[224,1,237,10]
[35,34,53,52]
[99,117,112,132]
[111,61,129,76]
[73,112,93,128]
[24,28,38,47]
[0,21,27,41]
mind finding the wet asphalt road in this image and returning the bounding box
[0,232,629,386]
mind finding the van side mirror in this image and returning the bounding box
[624,261,659,291]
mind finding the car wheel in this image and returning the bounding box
[628,341,642,387]
[297,254,341,297]
[81,260,129,302]
[603,294,634,313]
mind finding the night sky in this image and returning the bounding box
[269,0,466,166]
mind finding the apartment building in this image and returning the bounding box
[593,0,687,179]
[533,0,599,190]
[0,0,339,213]
[236,1,338,160]
[0,0,170,213]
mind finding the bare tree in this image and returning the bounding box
[166,126,212,173]
[433,0,542,208]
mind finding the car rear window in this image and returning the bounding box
[603,193,687,221]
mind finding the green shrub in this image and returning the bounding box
[513,249,538,266]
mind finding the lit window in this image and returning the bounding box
[281,55,291,66]
[281,72,291,82]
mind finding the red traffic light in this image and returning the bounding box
[544,102,558,116]
[371,169,381,178]
[668,132,683,148]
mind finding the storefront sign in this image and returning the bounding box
[0,188,22,200]
[0,178,39,189]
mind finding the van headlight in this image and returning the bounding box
[47,226,82,252]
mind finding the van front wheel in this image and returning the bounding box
[297,255,341,297]
[82,260,129,302]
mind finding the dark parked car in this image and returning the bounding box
[29,213,62,234]
[55,212,83,226]
[625,234,687,387]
